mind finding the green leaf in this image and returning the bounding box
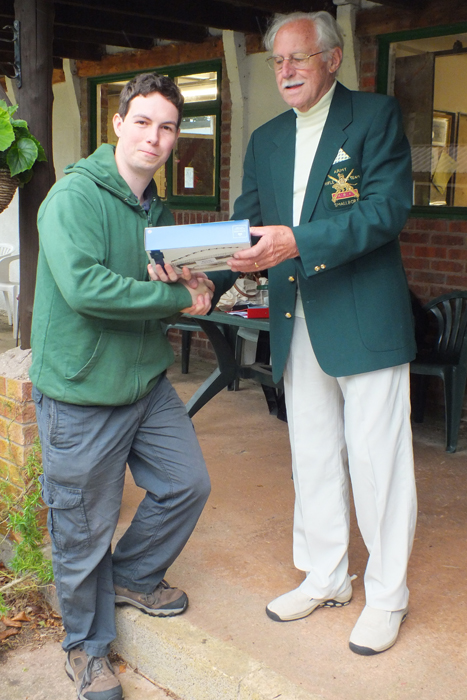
[29,134,47,162]
[0,99,18,116]
[0,111,15,151]
[11,125,30,139]
[17,169,34,186]
[6,137,38,176]
[10,118,28,130]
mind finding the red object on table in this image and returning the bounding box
[247,306,269,319]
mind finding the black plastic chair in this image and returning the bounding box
[410,290,467,453]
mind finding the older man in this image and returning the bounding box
[226,11,417,656]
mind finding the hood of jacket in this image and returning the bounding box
[64,143,158,206]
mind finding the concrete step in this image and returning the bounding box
[114,605,321,700]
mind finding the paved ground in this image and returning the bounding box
[0,641,180,699]
[1,340,466,700]
[132,358,467,700]
[0,310,17,353]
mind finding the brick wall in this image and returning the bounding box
[358,36,378,93]
[0,372,44,538]
[401,219,467,303]
[167,328,216,364]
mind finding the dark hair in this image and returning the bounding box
[118,73,184,128]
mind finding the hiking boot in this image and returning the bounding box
[114,579,188,616]
[65,646,123,700]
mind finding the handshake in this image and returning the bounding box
[148,261,215,317]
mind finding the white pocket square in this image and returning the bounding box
[333,148,351,164]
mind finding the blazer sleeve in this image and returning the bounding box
[293,96,412,278]
[232,133,264,226]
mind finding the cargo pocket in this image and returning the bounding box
[41,478,91,551]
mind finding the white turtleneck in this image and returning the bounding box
[293,81,336,317]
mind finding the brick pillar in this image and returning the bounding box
[0,349,42,539]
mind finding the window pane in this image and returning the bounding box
[96,81,125,147]
[390,34,467,207]
[175,72,218,103]
[173,115,216,196]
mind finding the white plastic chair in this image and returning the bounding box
[0,244,14,258]
[0,253,20,338]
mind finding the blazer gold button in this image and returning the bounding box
[285,312,292,318]
[321,264,326,269]
[314,266,320,272]
[288,276,295,282]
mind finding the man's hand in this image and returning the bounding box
[178,277,214,316]
[227,225,298,273]
[148,263,214,291]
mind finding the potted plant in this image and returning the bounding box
[0,99,47,213]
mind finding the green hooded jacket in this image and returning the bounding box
[30,144,192,406]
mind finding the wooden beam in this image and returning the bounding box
[14,0,56,349]
[208,0,328,12]
[357,0,467,36]
[0,1,13,19]
[224,0,337,16]
[0,49,14,62]
[76,35,224,78]
[56,0,270,34]
[0,80,11,104]
[53,39,103,61]
[0,39,100,75]
[53,25,154,50]
[52,65,64,81]
[53,5,208,43]
[371,0,426,7]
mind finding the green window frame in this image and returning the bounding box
[88,60,222,211]
[377,23,467,219]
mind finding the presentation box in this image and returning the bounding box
[145,220,250,273]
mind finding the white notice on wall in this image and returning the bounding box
[184,167,194,188]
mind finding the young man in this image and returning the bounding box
[30,73,213,700]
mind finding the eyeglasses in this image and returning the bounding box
[266,51,324,71]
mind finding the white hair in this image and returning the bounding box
[263,11,344,60]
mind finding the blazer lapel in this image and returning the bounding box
[269,111,296,226]
[300,82,353,224]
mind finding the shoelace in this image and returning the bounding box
[143,579,171,604]
[80,655,113,693]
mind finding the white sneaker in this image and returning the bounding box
[349,605,408,655]
[266,579,353,622]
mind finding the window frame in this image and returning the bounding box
[88,59,222,211]
[377,23,467,219]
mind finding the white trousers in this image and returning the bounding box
[283,318,417,611]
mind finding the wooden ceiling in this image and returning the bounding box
[0,0,432,74]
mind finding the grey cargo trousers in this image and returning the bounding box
[33,375,210,658]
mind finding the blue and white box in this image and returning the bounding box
[145,220,250,273]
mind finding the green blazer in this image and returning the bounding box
[217,81,416,382]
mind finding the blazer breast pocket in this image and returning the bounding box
[322,159,362,212]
